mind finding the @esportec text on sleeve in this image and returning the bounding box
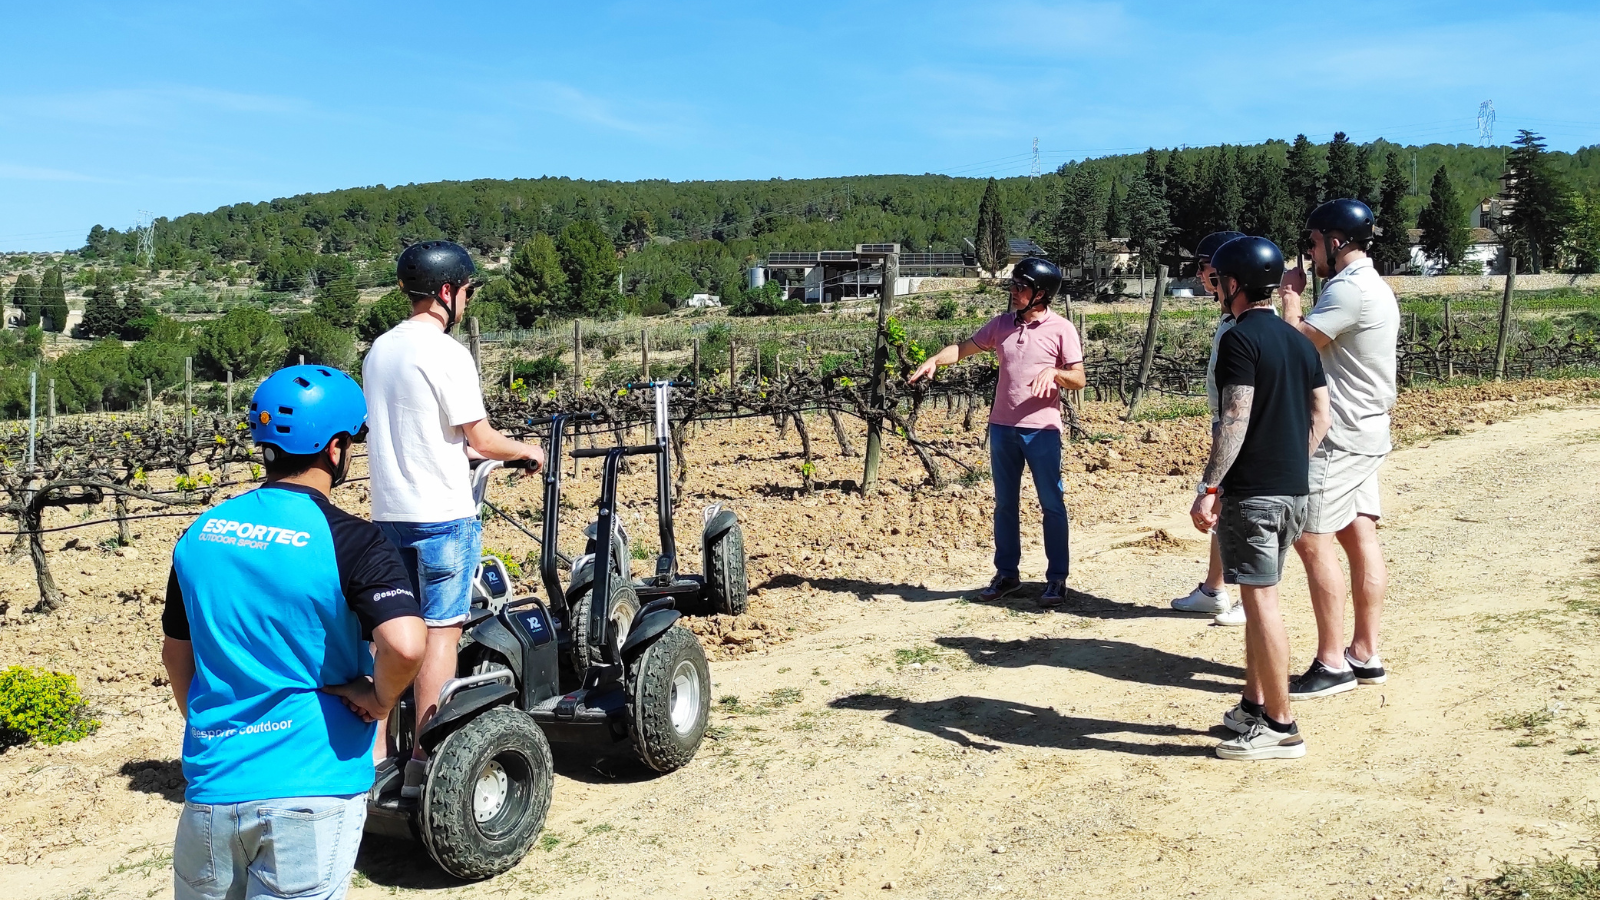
[162,482,421,803]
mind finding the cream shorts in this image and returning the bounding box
[1305,445,1384,534]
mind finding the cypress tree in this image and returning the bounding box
[1371,151,1413,273]
[1285,134,1324,225]
[119,286,150,339]
[506,233,567,324]
[1163,151,1200,258]
[11,273,40,328]
[975,177,1008,277]
[1417,165,1470,270]
[40,267,68,334]
[1200,146,1244,236]
[1354,144,1378,207]
[1124,167,1172,275]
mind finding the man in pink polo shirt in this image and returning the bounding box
[910,257,1086,604]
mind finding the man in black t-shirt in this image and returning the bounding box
[1188,237,1330,761]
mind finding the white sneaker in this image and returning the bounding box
[1171,584,1230,615]
[1216,719,1306,760]
[1213,601,1247,627]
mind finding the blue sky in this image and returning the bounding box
[3,0,1598,251]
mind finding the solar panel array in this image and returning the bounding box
[854,243,900,256]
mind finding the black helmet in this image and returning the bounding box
[1195,231,1246,264]
[397,241,475,299]
[1306,199,1375,242]
[1010,257,1063,301]
[1210,236,1284,298]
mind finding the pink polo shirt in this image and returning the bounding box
[970,308,1083,431]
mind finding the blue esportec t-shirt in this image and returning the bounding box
[163,483,420,803]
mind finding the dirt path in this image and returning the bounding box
[6,400,1600,900]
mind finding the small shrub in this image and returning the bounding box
[0,666,100,747]
[510,354,568,386]
[933,298,960,320]
[482,547,523,579]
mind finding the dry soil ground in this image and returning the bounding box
[3,381,1600,900]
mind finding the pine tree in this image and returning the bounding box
[1104,183,1126,238]
[80,273,122,338]
[40,267,68,334]
[1371,151,1413,273]
[1241,151,1298,253]
[1502,130,1575,273]
[1163,151,1200,259]
[1354,144,1378,207]
[1285,134,1324,225]
[556,219,621,317]
[312,274,360,328]
[10,273,40,328]
[1199,146,1244,237]
[1323,132,1365,202]
[506,233,567,324]
[119,286,150,339]
[1124,166,1173,278]
[1417,165,1470,270]
[974,177,1008,277]
[1048,166,1104,278]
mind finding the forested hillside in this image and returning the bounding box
[74,136,1600,311]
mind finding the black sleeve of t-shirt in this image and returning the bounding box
[1307,338,1328,389]
[312,497,422,639]
[1215,326,1259,390]
[161,566,189,641]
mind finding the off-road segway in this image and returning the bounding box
[364,381,742,880]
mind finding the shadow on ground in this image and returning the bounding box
[935,634,1242,693]
[755,575,1200,620]
[119,759,186,803]
[355,834,470,890]
[831,693,1211,756]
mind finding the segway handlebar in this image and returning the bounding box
[623,380,695,390]
[569,444,659,459]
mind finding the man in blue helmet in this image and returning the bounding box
[161,365,426,900]
[362,240,545,797]
[910,257,1086,605]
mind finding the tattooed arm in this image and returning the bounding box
[1202,384,1255,487]
[1190,384,1254,532]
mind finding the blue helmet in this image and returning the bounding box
[249,365,367,456]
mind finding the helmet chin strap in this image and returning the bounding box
[435,286,460,332]
[330,439,353,487]
[1011,286,1048,325]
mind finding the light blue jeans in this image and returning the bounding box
[989,424,1070,584]
[173,793,366,900]
[377,516,483,627]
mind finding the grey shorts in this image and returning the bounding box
[1305,446,1384,534]
[1218,494,1309,587]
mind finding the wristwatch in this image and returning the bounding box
[1195,481,1219,496]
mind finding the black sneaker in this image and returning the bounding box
[977,574,1022,602]
[1289,659,1357,700]
[1345,649,1387,685]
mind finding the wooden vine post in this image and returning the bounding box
[1123,264,1168,421]
[1495,259,1517,381]
[862,250,898,494]
[468,316,481,373]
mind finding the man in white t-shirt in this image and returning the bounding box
[1280,200,1401,701]
[362,240,544,796]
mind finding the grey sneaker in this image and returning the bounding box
[1221,701,1263,735]
[1039,580,1069,606]
[400,757,427,799]
[977,574,1022,602]
[1216,719,1306,760]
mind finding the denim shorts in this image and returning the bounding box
[174,793,366,900]
[1217,494,1309,587]
[376,517,482,627]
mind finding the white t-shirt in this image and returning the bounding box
[1303,257,1400,456]
[362,320,487,523]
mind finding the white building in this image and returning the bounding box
[1406,227,1506,275]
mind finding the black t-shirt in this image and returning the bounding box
[1214,308,1327,498]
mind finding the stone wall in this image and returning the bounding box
[1381,273,1600,296]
